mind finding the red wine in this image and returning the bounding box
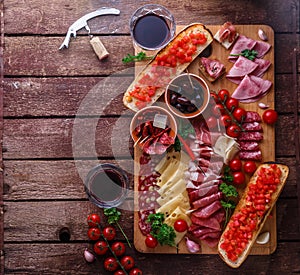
[133,14,170,49]
[85,164,128,208]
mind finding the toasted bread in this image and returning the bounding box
[123,23,213,112]
[218,163,289,268]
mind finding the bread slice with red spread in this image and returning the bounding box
[123,23,213,112]
[218,163,289,268]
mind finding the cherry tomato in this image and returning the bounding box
[232,107,247,122]
[233,171,245,185]
[226,124,241,138]
[218,89,230,102]
[111,241,126,257]
[225,98,239,112]
[262,109,278,124]
[174,219,188,232]
[210,92,219,103]
[94,240,108,255]
[87,213,101,228]
[87,227,101,241]
[104,257,119,272]
[114,270,126,275]
[244,161,257,174]
[120,256,135,270]
[220,115,232,127]
[129,268,143,275]
[145,235,158,248]
[229,159,242,172]
[213,103,225,117]
[206,116,218,129]
[103,226,116,241]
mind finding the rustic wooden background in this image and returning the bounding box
[0,0,299,274]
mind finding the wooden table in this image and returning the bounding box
[0,1,299,274]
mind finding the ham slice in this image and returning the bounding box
[229,35,257,61]
[252,40,271,58]
[226,56,258,83]
[252,58,271,77]
[231,75,272,103]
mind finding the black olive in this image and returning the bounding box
[177,96,191,105]
[170,92,178,106]
[187,105,197,113]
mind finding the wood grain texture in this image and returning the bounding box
[3,0,299,34]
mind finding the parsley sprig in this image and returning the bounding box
[147,213,176,247]
[122,52,154,64]
[104,208,131,247]
[230,49,258,61]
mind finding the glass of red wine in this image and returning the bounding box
[85,163,129,208]
[130,4,176,51]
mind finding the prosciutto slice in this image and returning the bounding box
[188,185,219,202]
[252,40,271,58]
[192,200,222,219]
[229,35,257,61]
[193,192,223,209]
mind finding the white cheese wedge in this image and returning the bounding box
[155,151,181,175]
[157,178,187,205]
[213,134,240,164]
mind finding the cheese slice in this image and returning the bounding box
[164,206,192,244]
[155,151,181,175]
[157,178,187,205]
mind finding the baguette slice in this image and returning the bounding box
[218,163,289,268]
[123,23,213,112]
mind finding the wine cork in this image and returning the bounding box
[90,37,109,60]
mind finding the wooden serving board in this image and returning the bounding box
[133,25,275,255]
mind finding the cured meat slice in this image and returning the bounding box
[244,111,262,122]
[238,131,263,141]
[252,40,271,58]
[188,185,219,202]
[231,75,261,100]
[190,227,221,238]
[192,200,222,218]
[199,57,225,82]
[239,150,262,161]
[229,35,257,61]
[242,122,263,132]
[193,192,223,209]
[252,58,271,77]
[201,237,220,248]
[238,141,260,151]
[226,56,258,78]
[249,75,272,96]
[190,209,225,230]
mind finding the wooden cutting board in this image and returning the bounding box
[133,25,275,255]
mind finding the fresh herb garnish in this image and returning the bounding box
[230,49,258,61]
[147,213,176,247]
[219,182,238,198]
[122,52,153,64]
[221,166,234,183]
[103,208,131,247]
[221,199,236,227]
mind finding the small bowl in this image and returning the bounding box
[165,73,210,119]
[130,106,177,153]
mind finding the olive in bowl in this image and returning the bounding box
[165,73,210,118]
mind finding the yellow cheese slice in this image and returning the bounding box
[157,178,187,205]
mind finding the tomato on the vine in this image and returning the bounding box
[114,270,126,275]
[104,257,119,272]
[218,89,230,102]
[120,256,135,270]
[226,124,241,138]
[94,240,108,255]
[206,116,218,129]
[111,241,126,257]
[220,115,232,127]
[232,107,247,122]
[87,213,101,228]
[103,226,116,241]
[210,92,219,104]
[174,219,188,232]
[145,235,158,248]
[262,109,278,124]
[225,98,239,112]
[244,161,257,174]
[229,159,242,172]
[129,268,143,275]
[87,227,101,241]
[213,103,225,116]
[233,171,245,185]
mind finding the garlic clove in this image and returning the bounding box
[258,102,269,109]
[256,231,270,244]
[84,248,95,263]
[258,29,268,41]
[185,237,200,253]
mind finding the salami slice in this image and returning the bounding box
[244,111,262,122]
[239,150,262,161]
[238,141,260,151]
[242,122,263,132]
[238,131,263,141]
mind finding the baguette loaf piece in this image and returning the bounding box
[123,23,213,112]
[218,163,289,268]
